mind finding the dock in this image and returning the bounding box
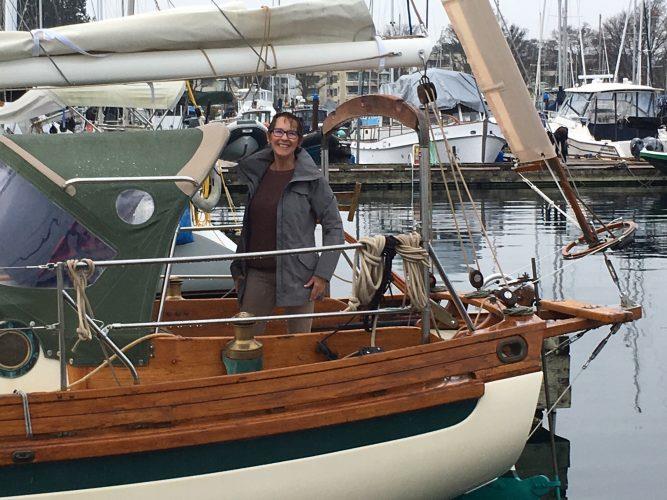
[222,159,666,191]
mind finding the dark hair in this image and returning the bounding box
[267,111,304,138]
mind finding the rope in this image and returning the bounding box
[65,259,96,342]
[346,233,430,313]
[394,233,430,311]
[346,235,385,312]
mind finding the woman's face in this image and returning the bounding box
[268,117,301,160]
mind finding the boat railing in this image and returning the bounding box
[35,242,381,390]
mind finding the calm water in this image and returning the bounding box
[351,185,667,499]
[223,183,667,498]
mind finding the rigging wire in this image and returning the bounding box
[424,93,508,283]
[423,105,478,271]
[527,323,622,441]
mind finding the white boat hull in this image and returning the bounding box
[549,115,667,159]
[350,121,506,165]
[14,372,542,500]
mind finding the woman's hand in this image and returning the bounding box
[304,275,327,301]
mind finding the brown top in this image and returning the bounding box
[246,167,295,270]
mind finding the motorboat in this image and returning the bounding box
[547,81,667,159]
[348,69,506,165]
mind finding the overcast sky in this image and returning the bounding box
[88,0,637,39]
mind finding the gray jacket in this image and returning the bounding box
[230,147,344,307]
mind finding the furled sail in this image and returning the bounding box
[443,0,556,164]
[0,82,185,124]
[0,0,433,88]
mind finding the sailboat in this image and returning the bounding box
[0,0,642,497]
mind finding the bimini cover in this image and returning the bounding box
[0,123,227,365]
[380,69,486,113]
[0,81,185,124]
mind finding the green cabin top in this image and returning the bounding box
[0,123,228,367]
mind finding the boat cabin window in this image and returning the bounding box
[0,161,116,288]
[115,189,155,225]
[559,93,591,118]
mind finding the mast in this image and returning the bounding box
[632,0,637,81]
[443,0,600,247]
[534,0,546,106]
[614,6,630,82]
[38,0,43,28]
[4,0,17,30]
[637,0,643,84]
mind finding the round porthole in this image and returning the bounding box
[115,189,155,225]
[0,321,40,378]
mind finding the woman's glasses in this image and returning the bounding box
[271,128,299,140]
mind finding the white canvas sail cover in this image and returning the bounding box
[0,82,185,124]
[0,0,433,88]
[0,0,374,62]
[443,0,556,164]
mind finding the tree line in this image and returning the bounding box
[435,0,667,91]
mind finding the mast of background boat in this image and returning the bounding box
[613,4,631,82]
[557,0,568,89]
[636,0,643,84]
[443,0,601,247]
[578,13,586,81]
[534,0,547,107]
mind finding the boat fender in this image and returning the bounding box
[191,163,223,213]
[630,137,644,160]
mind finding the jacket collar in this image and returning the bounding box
[237,147,322,189]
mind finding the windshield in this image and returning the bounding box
[0,161,116,288]
[558,93,591,118]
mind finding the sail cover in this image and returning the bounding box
[0,82,185,124]
[0,0,433,89]
[0,0,374,61]
[443,0,556,164]
[380,69,486,113]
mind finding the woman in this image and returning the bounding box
[231,112,343,334]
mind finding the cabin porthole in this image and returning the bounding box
[496,336,528,364]
[0,321,40,378]
[116,189,155,225]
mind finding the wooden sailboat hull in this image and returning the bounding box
[1,322,545,498]
[2,372,542,499]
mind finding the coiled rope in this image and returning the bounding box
[346,233,430,312]
[66,259,95,341]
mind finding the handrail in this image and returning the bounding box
[106,306,412,331]
[63,175,199,189]
[178,224,243,231]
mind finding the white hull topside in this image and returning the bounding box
[549,115,667,159]
[350,121,506,165]
[15,371,543,500]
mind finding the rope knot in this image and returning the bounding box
[65,259,96,342]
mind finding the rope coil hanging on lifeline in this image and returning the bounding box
[346,233,430,314]
[66,259,96,342]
